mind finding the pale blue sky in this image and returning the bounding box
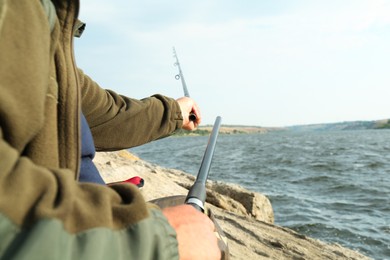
[75,0,390,127]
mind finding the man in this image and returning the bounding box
[0,0,220,259]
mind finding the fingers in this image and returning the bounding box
[162,205,221,260]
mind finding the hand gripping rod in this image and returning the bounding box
[185,116,222,212]
[173,47,197,121]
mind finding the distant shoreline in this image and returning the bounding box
[174,125,284,136]
[174,118,390,136]
[198,125,284,134]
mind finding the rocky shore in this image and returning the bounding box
[94,150,371,260]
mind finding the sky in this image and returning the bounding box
[75,0,390,127]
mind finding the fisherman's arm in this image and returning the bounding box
[78,70,182,150]
[79,69,201,150]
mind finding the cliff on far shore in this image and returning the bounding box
[94,150,370,260]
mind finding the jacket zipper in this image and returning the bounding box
[71,0,81,180]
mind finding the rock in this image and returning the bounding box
[208,182,274,223]
[94,150,371,260]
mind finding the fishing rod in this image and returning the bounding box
[185,116,229,259]
[185,116,222,212]
[150,116,229,259]
[173,47,197,122]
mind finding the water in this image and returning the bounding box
[130,130,390,259]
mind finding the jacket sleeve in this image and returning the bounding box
[0,132,179,259]
[78,70,184,151]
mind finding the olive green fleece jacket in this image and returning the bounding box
[0,0,183,259]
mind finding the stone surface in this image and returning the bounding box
[94,150,371,260]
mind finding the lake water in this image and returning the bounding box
[130,130,390,259]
